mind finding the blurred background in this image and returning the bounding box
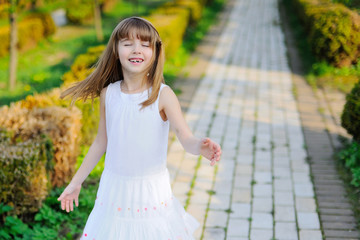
[0,0,360,239]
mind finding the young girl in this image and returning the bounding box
[57,16,222,239]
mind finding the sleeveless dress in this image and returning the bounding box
[80,81,200,240]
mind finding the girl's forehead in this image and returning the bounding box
[120,29,151,41]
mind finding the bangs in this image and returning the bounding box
[116,18,157,44]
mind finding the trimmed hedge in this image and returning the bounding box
[146,10,190,59]
[0,103,82,188]
[341,81,360,141]
[0,128,53,216]
[153,0,203,24]
[291,0,360,67]
[0,127,53,216]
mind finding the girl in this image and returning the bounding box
[58,16,222,239]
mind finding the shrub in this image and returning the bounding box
[24,11,57,36]
[65,0,115,24]
[65,0,94,24]
[291,0,360,67]
[341,81,360,141]
[146,10,190,59]
[0,104,82,188]
[0,128,54,216]
[338,141,360,187]
[154,0,203,24]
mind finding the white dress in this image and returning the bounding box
[81,81,200,240]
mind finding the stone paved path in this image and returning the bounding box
[167,0,324,239]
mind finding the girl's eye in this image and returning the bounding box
[142,44,149,47]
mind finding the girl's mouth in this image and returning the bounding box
[129,58,144,63]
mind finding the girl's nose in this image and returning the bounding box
[132,43,141,54]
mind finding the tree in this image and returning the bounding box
[94,0,103,42]
[9,0,18,91]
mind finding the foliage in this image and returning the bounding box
[338,141,360,187]
[65,0,116,24]
[291,0,360,67]
[0,104,82,187]
[0,180,99,240]
[341,80,360,141]
[0,203,32,240]
[0,128,54,216]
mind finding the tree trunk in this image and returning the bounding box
[94,0,103,42]
[9,0,17,91]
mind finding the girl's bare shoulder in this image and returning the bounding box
[159,85,179,111]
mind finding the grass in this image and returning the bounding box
[281,0,360,94]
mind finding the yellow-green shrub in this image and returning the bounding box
[154,0,202,24]
[62,45,105,86]
[24,11,57,36]
[176,0,203,23]
[0,128,53,216]
[146,10,190,59]
[0,103,82,187]
[291,0,360,67]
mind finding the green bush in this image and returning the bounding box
[341,81,360,141]
[338,141,360,187]
[0,203,32,240]
[65,0,94,24]
[65,0,115,24]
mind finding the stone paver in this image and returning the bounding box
[166,0,359,239]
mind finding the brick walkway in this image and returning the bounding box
[167,0,327,239]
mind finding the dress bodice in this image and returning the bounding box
[104,81,170,176]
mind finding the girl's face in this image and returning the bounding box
[117,35,153,77]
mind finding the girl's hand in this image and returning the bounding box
[200,138,222,166]
[57,183,82,212]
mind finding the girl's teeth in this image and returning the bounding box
[130,59,143,63]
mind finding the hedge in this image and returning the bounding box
[0,103,82,188]
[0,127,53,217]
[290,0,360,67]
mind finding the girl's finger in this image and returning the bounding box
[70,199,74,212]
[66,200,70,212]
[61,199,65,210]
[75,197,79,207]
[57,193,64,201]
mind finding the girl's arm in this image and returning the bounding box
[160,86,222,165]
[57,87,108,212]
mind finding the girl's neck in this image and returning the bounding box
[121,73,149,92]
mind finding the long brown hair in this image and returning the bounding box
[60,16,165,110]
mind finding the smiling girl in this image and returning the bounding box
[57,16,222,239]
